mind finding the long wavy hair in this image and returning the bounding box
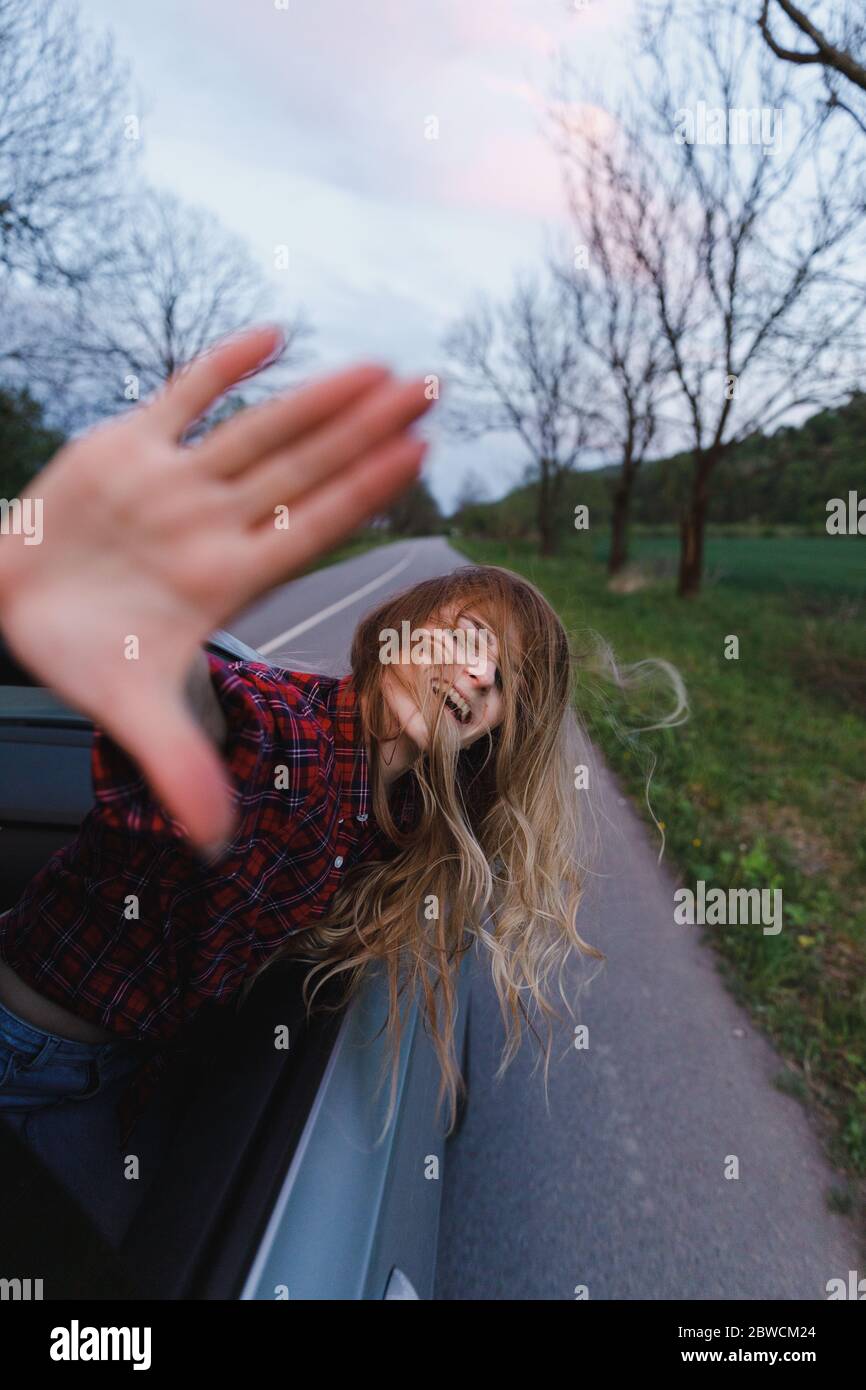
[239,563,686,1141]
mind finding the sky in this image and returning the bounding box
[77,0,635,514]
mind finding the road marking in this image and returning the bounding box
[257,550,414,654]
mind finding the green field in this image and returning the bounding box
[593,533,865,597]
[450,533,866,1208]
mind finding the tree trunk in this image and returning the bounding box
[538,458,557,557]
[608,422,637,574]
[677,452,716,597]
[608,468,634,573]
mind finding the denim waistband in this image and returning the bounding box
[0,997,145,1060]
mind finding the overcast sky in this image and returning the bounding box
[78,0,635,514]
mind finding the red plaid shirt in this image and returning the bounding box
[0,655,418,1147]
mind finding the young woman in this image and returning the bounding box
[0,326,677,1240]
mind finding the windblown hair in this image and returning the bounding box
[240,563,686,1141]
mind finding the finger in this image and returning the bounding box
[197,363,394,479]
[235,436,428,601]
[234,378,435,524]
[100,689,239,856]
[149,325,286,440]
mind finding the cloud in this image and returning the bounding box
[444,131,566,218]
[77,0,636,508]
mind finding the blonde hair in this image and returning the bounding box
[240,563,686,1141]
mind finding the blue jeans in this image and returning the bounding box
[0,999,171,1248]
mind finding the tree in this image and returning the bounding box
[551,107,672,575]
[606,2,866,594]
[0,384,64,499]
[454,466,492,511]
[0,0,134,290]
[379,474,442,537]
[443,272,603,557]
[449,467,495,539]
[41,186,310,428]
[758,1,866,135]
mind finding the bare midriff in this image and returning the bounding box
[0,956,115,1045]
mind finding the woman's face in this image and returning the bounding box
[382,608,506,753]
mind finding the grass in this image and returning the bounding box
[454,532,866,1191]
[593,533,866,598]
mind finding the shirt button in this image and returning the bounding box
[334,856,344,869]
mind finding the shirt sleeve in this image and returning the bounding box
[90,653,327,845]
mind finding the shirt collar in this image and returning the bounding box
[331,672,373,829]
[330,673,418,838]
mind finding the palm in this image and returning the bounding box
[0,327,433,852]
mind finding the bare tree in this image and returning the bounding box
[550,107,673,575]
[379,474,442,537]
[454,466,492,511]
[51,186,313,428]
[449,466,495,539]
[443,272,603,557]
[758,1,866,134]
[0,0,134,289]
[599,2,866,595]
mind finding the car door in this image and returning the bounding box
[0,628,469,1298]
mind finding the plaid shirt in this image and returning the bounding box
[0,655,418,1147]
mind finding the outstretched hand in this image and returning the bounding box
[0,326,435,855]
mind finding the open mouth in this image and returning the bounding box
[431,680,471,726]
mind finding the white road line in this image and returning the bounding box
[257,550,414,654]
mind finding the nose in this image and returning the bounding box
[460,648,497,691]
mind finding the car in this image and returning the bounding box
[0,628,471,1300]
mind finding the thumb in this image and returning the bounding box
[101,688,238,857]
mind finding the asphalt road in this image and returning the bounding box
[235,535,862,1301]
